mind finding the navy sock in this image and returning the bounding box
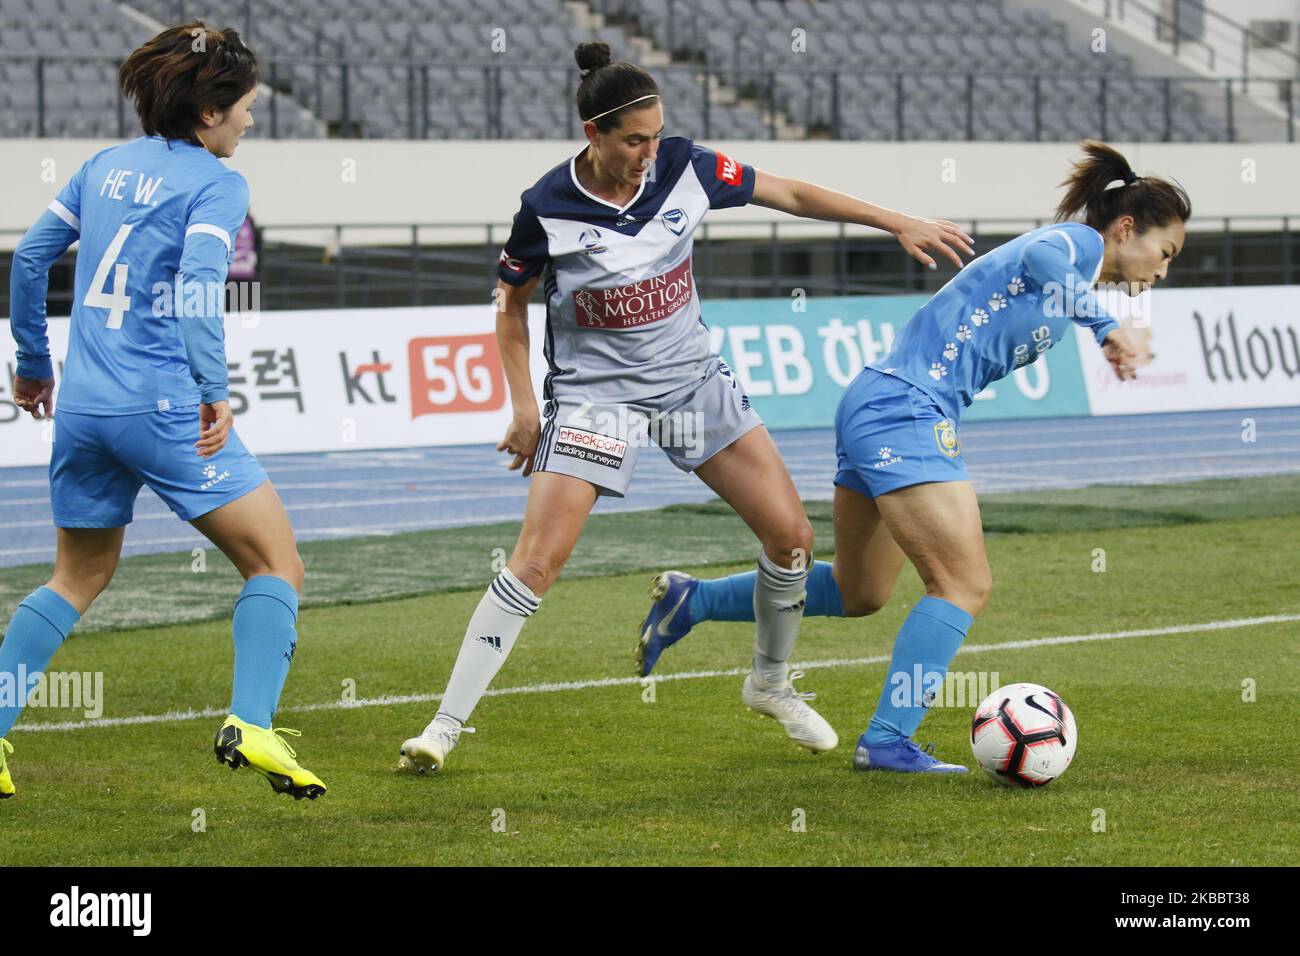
[0,587,80,737]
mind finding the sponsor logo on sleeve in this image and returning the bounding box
[499,249,525,273]
[715,152,743,186]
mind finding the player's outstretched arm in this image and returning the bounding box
[748,169,974,270]
[1021,229,1121,342]
[1021,231,1145,382]
[495,276,542,476]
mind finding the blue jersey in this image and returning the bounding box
[9,135,248,415]
[870,222,1118,423]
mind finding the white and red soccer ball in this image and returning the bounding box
[970,682,1077,787]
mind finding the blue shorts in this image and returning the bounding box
[50,407,268,528]
[834,367,969,499]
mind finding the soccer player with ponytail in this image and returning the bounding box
[639,141,1191,773]
[398,41,973,772]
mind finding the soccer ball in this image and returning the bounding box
[970,682,1077,787]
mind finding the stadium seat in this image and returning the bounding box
[0,0,1238,144]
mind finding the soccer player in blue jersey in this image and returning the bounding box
[639,141,1191,773]
[1,22,324,800]
[398,41,974,773]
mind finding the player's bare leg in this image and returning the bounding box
[872,481,991,617]
[502,471,600,597]
[694,426,837,752]
[190,480,305,590]
[830,483,908,618]
[400,472,599,772]
[47,527,127,614]
[0,527,124,797]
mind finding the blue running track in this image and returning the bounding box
[1,406,1297,567]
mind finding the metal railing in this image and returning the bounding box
[1092,0,1300,83]
[4,216,1298,317]
[1,54,1295,142]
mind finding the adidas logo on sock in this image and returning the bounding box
[778,599,807,613]
[475,634,503,653]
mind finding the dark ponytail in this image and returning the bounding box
[119,19,259,146]
[1055,140,1191,233]
[574,41,660,132]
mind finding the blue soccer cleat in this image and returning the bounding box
[636,571,699,677]
[852,735,970,774]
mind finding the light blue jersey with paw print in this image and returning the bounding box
[868,222,1118,423]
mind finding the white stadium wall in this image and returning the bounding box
[4,138,1297,466]
[3,286,1297,468]
[2,140,1299,250]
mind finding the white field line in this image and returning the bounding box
[18,612,1298,733]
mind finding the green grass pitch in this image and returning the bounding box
[1,476,1297,865]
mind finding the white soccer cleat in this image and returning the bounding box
[398,720,475,773]
[742,669,839,753]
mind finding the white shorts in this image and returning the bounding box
[533,357,763,497]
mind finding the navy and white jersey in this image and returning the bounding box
[498,136,755,403]
[9,135,248,415]
[870,222,1119,423]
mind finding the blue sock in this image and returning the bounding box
[0,587,80,738]
[690,560,844,622]
[864,596,973,748]
[230,575,299,728]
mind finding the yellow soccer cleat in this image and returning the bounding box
[0,739,14,799]
[213,715,326,800]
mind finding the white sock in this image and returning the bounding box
[751,550,809,687]
[435,567,540,726]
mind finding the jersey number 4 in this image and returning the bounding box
[83,223,135,330]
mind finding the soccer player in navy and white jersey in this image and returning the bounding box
[1,22,324,800]
[398,41,975,772]
[639,141,1192,773]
